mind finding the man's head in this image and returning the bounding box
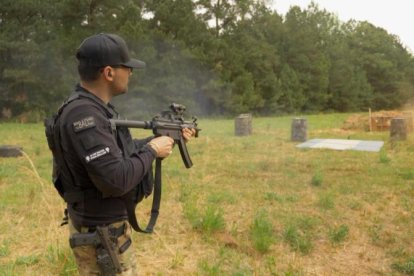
[76,33,145,96]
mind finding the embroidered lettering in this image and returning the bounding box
[73,116,96,132]
[85,147,110,163]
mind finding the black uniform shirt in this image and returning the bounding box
[59,84,155,227]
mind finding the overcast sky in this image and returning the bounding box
[270,0,413,53]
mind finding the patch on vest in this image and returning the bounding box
[85,147,110,163]
[73,116,96,132]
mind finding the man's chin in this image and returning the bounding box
[114,89,128,96]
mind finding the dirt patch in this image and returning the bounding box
[342,114,370,131]
[342,110,414,131]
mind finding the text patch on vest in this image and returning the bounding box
[85,147,110,163]
[73,116,96,132]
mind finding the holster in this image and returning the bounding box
[69,224,131,275]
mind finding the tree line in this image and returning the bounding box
[1,0,413,120]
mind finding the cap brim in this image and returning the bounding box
[122,58,146,69]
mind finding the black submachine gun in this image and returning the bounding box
[110,103,200,233]
[110,103,200,168]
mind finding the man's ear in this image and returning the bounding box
[102,66,114,80]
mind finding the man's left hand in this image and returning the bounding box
[182,128,196,142]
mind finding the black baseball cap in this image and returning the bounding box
[76,33,146,69]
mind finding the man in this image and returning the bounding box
[48,33,195,275]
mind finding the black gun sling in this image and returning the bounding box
[123,158,162,233]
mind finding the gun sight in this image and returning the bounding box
[170,103,186,115]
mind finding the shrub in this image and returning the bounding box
[250,210,275,253]
[328,224,349,244]
[283,225,312,254]
[311,170,323,186]
[199,206,225,234]
[379,149,390,164]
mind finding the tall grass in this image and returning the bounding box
[391,257,414,275]
[328,224,349,245]
[250,210,275,253]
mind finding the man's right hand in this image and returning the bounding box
[148,136,174,158]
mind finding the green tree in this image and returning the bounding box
[0,0,66,118]
[278,64,305,113]
[326,24,373,111]
[282,3,334,112]
[216,4,284,114]
[347,21,414,109]
[1,0,413,119]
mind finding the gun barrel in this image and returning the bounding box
[110,119,152,129]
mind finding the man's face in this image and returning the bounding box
[110,66,133,96]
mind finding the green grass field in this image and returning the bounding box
[0,113,413,275]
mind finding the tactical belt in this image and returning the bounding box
[72,221,126,236]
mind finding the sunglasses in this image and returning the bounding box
[111,65,133,72]
[100,65,133,73]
